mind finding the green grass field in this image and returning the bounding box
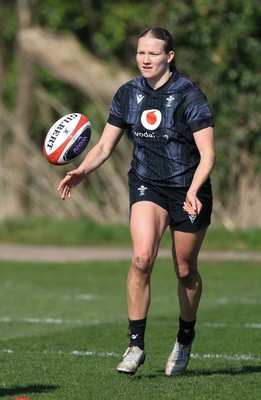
[0,257,260,399]
[0,217,261,251]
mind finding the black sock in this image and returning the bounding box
[177,316,196,345]
[128,318,147,350]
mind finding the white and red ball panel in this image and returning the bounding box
[43,113,91,165]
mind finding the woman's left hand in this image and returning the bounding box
[183,191,202,216]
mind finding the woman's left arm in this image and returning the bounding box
[184,126,216,215]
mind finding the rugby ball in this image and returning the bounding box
[43,113,91,165]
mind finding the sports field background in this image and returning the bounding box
[0,221,260,399]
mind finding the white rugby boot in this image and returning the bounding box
[165,338,193,376]
[117,346,145,375]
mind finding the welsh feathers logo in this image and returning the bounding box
[141,109,162,130]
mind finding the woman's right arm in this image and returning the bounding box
[58,123,124,200]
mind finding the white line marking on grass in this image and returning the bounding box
[191,353,261,362]
[62,294,98,301]
[203,322,261,329]
[0,317,260,330]
[0,316,101,325]
[217,298,261,305]
[2,348,260,362]
[244,323,261,329]
[2,348,119,357]
[70,350,118,357]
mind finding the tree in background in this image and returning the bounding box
[0,0,260,228]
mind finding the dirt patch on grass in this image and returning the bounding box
[0,244,260,262]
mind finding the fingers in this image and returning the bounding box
[58,180,66,193]
[57,169,84,200]
[58,182,71,200]
[57,171,75,199]
[57,183,69,200]
[183,199,202,215]
[58,170,75,189]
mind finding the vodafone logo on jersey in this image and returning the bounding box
[141,109,162,130]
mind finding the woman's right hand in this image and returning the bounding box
[58,168,85,200]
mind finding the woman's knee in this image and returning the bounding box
[131,252,154,275]
[176,262,201,288]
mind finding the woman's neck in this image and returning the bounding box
[146,70,172,90]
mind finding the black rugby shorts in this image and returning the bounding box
[128,171,213,233]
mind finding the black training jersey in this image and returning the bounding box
[107,70,214,187]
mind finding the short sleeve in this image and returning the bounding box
[107,86,129,129]
[183,85,215,132]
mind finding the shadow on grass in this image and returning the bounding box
[186,365,261,377]
[133,365,261,379]
[0,384,58,397]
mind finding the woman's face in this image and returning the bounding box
[136,35,174,85]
